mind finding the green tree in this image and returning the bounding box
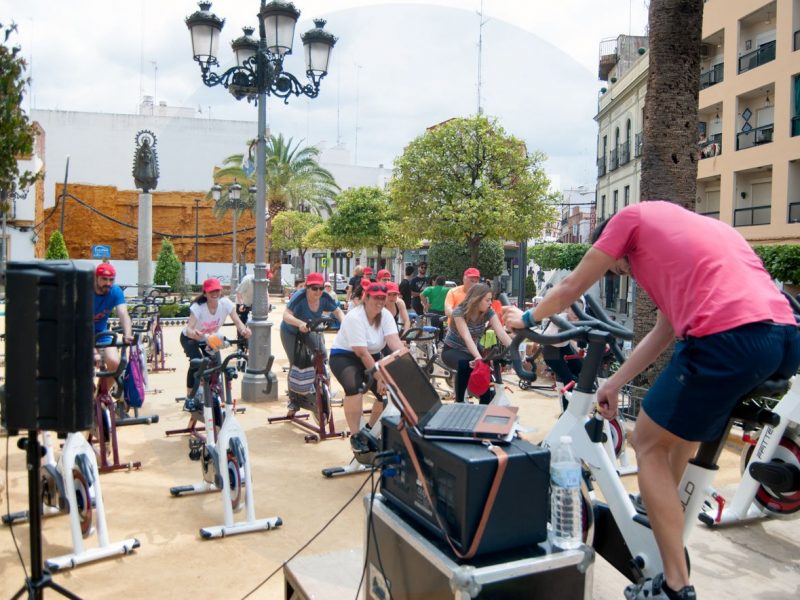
[390,114,558,265]
[271,210,322,276]
[754,245,800,285]
[0,23,40,215]
[326,186,416,265]
[427,239,504,281]
[45,230,69,259]
[529,243,590,271]
[153,239,182,289]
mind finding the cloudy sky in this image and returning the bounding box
[4,0,649,189]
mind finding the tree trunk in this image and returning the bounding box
[376,244,383,266]
[633,0,703,386]
[299,248,306,276]
[468,237,481,267]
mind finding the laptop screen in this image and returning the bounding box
[381,351,442,423]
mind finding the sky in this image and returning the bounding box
[3,0,649,190]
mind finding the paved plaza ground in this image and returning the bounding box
[1,300,799,599]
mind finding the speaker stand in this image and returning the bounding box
[11,431,80,600]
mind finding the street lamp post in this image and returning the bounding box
[185,0,337,402]
[194,197,202,286]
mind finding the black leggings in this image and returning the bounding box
[542,344,583,384]
[330,352,381,399]
[441,346,492,405]
[180,333,204,389]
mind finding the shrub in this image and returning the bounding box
[45,230,69,259]
[528,243,589,271]
[428,239,504,281]
[153,239,182,289]
[754,244,800,285]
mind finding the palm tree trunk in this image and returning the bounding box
[633,0,703,386]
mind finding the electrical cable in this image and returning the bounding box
[356,462,394,600]
[5,432,29,579]
[239,471,372,600]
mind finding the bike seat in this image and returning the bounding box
[739,378,791,403]
[189,358,205,369]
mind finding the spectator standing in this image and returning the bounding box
[444,267,481,325]
[409,261,429,314]
[399,265,414,308]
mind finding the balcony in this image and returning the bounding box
[634,132,643,157]
[734,204,771,227]
[699,133,722,159]
[699,211,720,219]
[597,156,607,177]
[789,202,800,223]
[795,30,799,51]
[699,63,724,89]
[736,124,773,150]
[793,116,800,137]
[609,148,619,171]
[619,141,631,166]
[738,40,776,74]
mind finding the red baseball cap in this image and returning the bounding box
[377,269,391,280]
[467,360,492,396]
[203,278,222,292]
[386,281,400,294]
[362,266,373,276]
[306,272,324,286]
[364,283,388,298]
[95,263,116,278]
[464,267,481,278]
[360,278,373,291]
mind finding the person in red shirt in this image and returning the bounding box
[504,201,800,600]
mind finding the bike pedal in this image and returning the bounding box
[749,461,800,493]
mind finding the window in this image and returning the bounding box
[613,190,619,214]
[624,186,630,207]
[601,195,606,219]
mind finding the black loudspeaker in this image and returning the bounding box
[3,261,95,433]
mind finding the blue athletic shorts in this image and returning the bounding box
[643,322,800,441]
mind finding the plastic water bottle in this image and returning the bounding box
[550,435,582,550]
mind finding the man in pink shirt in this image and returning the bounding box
[504,201,800,600]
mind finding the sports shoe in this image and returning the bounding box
[350,427,379,466]
[624,573,696,600]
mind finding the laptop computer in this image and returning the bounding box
[377,348,518,442]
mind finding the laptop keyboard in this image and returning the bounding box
[427,404,484,432]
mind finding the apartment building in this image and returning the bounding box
[594,0,800,320]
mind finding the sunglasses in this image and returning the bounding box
[365,284,388,294]
[307,285,323,291]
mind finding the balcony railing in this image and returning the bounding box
[734,204,771,227]
[795,30,799,51]
[617,298,629,316]
[699,62,724,89]
[634,132,643,157]
[619,141,631,166]
[789,202,800,223]
[699,133,722,159]
[793,116,800,137]
[736,124,773,150]
[698,210,720,219]
[738,40,776,73]
[609,148,619,171]
[597,156,607,177]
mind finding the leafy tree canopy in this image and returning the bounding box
[754,245,800,285]
[153,238,182,289]
[304,222,338,250]
[427,239,504,281]
[271,210,322,252]
[45,230,69,259]
[528,243,589,271]
[390,114,558,264]
[326,186,393,252]
[0,23,39,200]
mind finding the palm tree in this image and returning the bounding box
[633,0,703,385]
[211,134,340,291]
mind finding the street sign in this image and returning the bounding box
[92,245,111,259]
[320,257,328,267]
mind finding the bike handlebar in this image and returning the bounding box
[305,316,338,333]
[400,326,437,343]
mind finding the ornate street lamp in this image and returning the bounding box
[185,0,336,402]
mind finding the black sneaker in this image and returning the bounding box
[350,428,379,466]
[624,573,696,600]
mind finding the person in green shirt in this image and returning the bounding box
[421,275,449,339]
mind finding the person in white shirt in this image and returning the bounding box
[180,278,251,397]
[329,283,403,457]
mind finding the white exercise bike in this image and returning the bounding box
[169,337,282,539]
[507,294,792,583]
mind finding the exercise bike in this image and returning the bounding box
[268,317,346,443]
[90,331,157,473]
[506,293,792,584]
[698,292,800,527]
[169,336,282,539]
[2,428,140,571]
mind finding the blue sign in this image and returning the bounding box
[92,245,111,259]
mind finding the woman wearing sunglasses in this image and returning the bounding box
[329,283,404,459]
[281,272,345,365]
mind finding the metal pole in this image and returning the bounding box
[230,204,238,300]
[59,156,70,233]
[517,239,527,308]
[241,21,277,402]
[194,198,200,286]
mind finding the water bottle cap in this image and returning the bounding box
[559,435,572,445]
